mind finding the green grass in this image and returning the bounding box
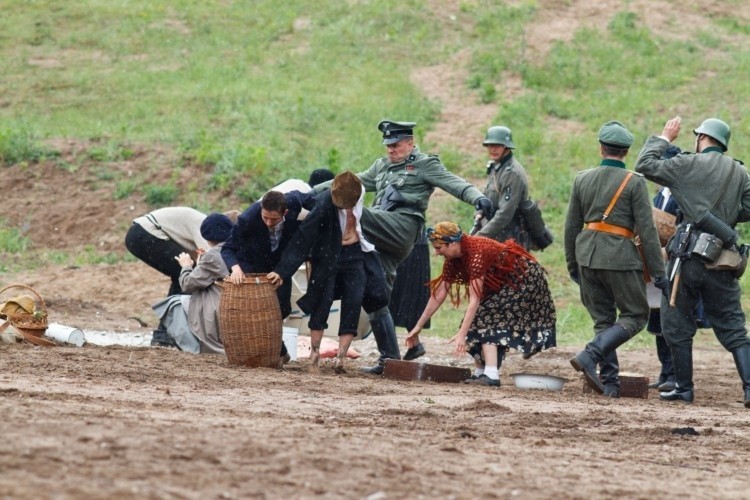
[0,220,30,254]
[2,0,750,347]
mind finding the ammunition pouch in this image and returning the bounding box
[690,232,724,263]
[519,199,553,251]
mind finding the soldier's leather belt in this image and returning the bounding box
[586,222,635,238]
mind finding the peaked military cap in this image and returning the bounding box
[598,120,634,149]
[378,120,416,145]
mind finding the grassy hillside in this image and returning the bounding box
[2,0,750,347]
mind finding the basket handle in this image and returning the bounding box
[0,283,48,314]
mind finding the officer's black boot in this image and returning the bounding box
[659,345,694,403]
[599,350,621,398]
[731,345,750,408]
[570,324,631,394]
[360,312,401,375]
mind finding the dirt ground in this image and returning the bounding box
[3,328,750,499]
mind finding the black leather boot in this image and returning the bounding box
[659,345,694,403]
[570,324,632,394]
[731,345,750,408]
[360,313,401,375]
[599,349,620,398]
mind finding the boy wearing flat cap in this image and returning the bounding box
[270,171,389,373]
[312,120,494,374]
[565,120,666,397]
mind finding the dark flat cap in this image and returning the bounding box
[200,213,233,242]
[378,120,416,145]
[308,168,335,187]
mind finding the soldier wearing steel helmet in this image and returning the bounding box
[566,120,667,398]
[474,125,531,250]
[635,116,750,407]
[312,120,493,374]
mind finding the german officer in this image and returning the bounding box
[635,116,750,407]
[566,121,667,396]
[313,120,493,374]
[475,126,531,250]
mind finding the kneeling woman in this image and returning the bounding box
[405,221,556,386]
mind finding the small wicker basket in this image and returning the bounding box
[218,274,282,368]
[0,283,49,340]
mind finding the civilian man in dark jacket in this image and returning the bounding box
[221,190,310,319]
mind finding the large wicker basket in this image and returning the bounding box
[219,274,282,368]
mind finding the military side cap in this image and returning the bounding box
[331,171,362,209]
[598,120,634,149]
[378,120,416,145]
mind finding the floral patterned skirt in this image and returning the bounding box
[465,260,556,358]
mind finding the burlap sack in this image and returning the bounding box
[652,207,676,247]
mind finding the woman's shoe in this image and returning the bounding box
[403,342,426,361]
[465,374,500,387]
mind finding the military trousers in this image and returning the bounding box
[661,258,750,351]
[360,208,422,290]
[578,267,649,336]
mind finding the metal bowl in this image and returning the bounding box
[511,372,568,392]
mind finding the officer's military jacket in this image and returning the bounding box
[635,136,750,226]
[564,159,665,277]
[476,153,528,242]
[354,146,484,218]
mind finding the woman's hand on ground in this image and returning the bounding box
[447,333,466,357]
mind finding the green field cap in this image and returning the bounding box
[598,120,634,149]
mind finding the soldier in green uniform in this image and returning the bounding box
[635,116,750,407]
[475,126,531,250]
[565,121,668,397]
[313,120,493,374]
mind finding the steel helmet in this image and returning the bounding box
[693,118,731,151]
[483,126,515,149]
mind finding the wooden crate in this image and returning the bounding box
[382,359,471,384]
[582,373,649,399]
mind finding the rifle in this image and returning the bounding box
[669,223,692,307]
